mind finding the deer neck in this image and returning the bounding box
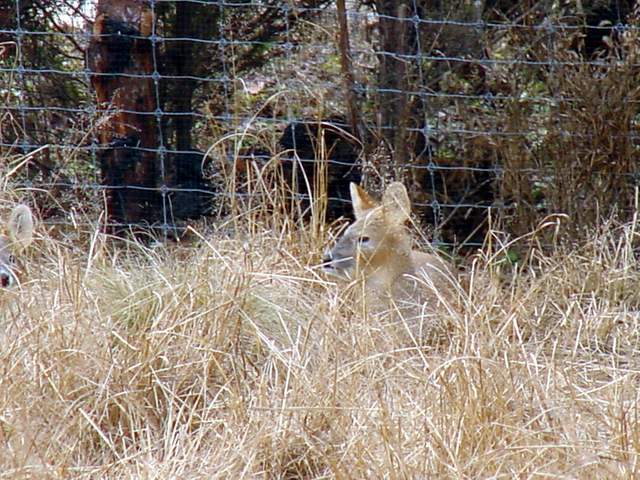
[365,249,414,291]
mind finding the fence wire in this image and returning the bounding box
[1,1,639,248]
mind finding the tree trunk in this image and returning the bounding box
[158,2,220,220]
[375,0,412,177]
[164,2,201,192]
[88,0,161,228]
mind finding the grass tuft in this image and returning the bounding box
[1,208,640,478]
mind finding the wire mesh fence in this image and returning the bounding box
[2,1,640,250]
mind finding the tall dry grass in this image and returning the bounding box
[1,196,640,478]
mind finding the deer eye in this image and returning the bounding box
[358,236,370,244]
[8,254,15,264]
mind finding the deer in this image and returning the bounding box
[322,182,459,337]
[0,205,34,288]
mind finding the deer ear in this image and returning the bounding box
[8,205,34,249]
[382,182,411,224]
[350,183,377,219]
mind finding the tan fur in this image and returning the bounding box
[0,205,34,288]
[324,182,454,290]
[323,182,458,339]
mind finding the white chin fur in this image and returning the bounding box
[323,265,348,279]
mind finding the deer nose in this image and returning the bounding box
[0,271,12,288]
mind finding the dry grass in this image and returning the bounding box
[1,208,640,479]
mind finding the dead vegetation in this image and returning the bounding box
[1,196,640,478]
[2,2,640,477]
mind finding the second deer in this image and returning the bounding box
[0,205,34,288]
